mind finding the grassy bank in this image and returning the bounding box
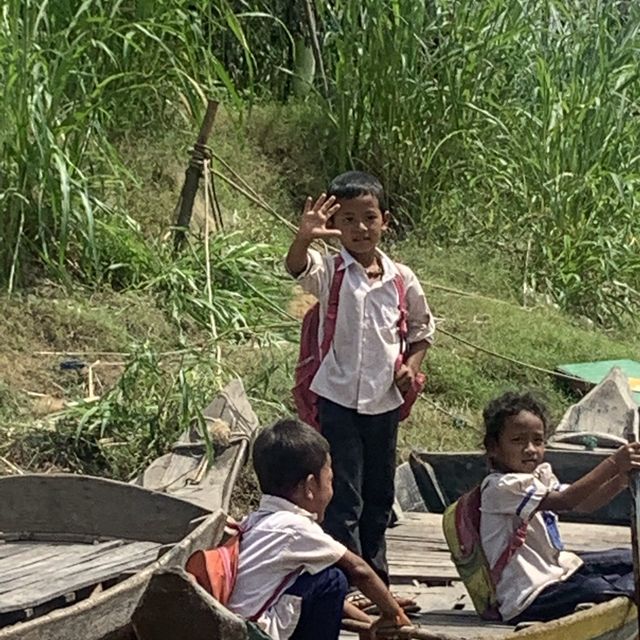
[1,104,639,480]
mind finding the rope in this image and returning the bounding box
[437,327,585,383]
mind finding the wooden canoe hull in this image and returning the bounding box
[0,508,226,640]
[0,379,259,639]
[505,598,637,640]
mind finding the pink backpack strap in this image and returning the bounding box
[319,256,345,358]
[490,520,528,585]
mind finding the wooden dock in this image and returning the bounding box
[341,513,632,639]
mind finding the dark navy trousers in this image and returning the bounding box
[285,567,348,640]
[512,548,635,623]
[318,397,399,585]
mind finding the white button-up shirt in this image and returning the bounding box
[227,495,347,640]
[480,463,583,621]
[296,247,435,415]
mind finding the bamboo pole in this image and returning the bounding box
[173,99,219,252]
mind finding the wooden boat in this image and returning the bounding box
[128,512,638,640]
[0,378,258,640]
[366,368,639,640]
[129,371,640,640]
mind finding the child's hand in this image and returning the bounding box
[394,363,416,394]
[369,609,413,637]
[296,194,342,242]
[610,442,640,473]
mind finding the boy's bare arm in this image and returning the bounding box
[539,443,640,512]
[336,550,412,628]
[573,473,628,513]
[285,194,341,277]
[395,340,429,392]
[405,340,429,372]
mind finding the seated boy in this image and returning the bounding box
[227,418,412,640]
[480,392,640,623]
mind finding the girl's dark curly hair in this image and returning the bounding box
[482,391,551,450]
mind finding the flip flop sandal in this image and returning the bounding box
[346,592,373,611]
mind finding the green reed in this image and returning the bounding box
[314,0,640,322]
[0,0,251,289]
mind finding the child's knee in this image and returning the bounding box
[323,566,349,596]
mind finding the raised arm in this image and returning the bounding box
[539,443,640,512]
[285,194,341,277]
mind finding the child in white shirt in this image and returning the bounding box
[227,419,412,640]
[480,391,640,622]
[286,171,435,584]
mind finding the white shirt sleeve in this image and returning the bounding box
[285,522,347,575]
[482,472,550,521]
[287,248,331,301]
[399,265,435,345]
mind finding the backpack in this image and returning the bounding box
[291,255,425,431]
[186,522,298,620]
[186,522,242,606]
[442,485,528,621]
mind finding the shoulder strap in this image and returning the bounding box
[249,569,300,621]
[490,520,528,585]
[319,255,345,358]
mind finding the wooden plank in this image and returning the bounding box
[0,511,227,640]
[0,541,160,612]
[132,569,248,640]
[0,541,125,588]
[0,475,208,544]
[386,513,631,583]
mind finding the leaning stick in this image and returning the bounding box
[173,99,219,252]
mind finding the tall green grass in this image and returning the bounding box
[314,0,640,322]
[0,0,253,289]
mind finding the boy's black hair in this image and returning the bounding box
[482,391,551,450]
[252,418,330,497]
[327,170,388,212]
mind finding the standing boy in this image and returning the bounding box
[285,171,435,583]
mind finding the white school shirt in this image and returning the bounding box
[294,247,435,415]
[480,463,583,621]
[227,495,347,640]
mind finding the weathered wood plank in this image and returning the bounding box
[0,541,160,612]
[0,541,125,588]
[386,513,631,583]
[132,569,248,640]
[0,511,226,640]
[0,475,208,544]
